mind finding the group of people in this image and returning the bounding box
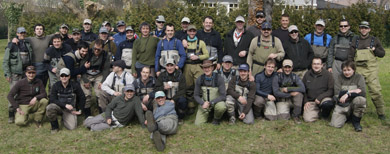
[3,10,387,151]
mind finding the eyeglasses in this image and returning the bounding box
[60,74,70,77]
[290,31,298,34]
[339,25,349,28]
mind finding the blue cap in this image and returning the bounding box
[155,91,166,98]
[99,27,109,33]
[262,22,272,29]
[238,63,249,71]
[17,27,26,33]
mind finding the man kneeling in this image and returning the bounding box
[83,84,145,131]
[145,91,178,151]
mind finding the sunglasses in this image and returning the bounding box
[93,48,102,51]
[256,16,265,18]
[262,29,271,31]
[290,31,298,34]
[60,74,70,77]
[339,25,349,28]
[157,21,165,24]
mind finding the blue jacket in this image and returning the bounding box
[113,32,127,46]
[115,38,135,61]
[155,38,186,71]
[153,100,177,120]
[63,51,88,78]
[255,71,276,98]
[304,32,332,47]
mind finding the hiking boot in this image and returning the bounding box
[293,117,302,125]
[351,115,362,132]
[50,120,59,134]
[145,111,157,132]
[153,131,165,151]
[212,119,220,125]
[229,116,236,125]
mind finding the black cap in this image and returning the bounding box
[112,60,126,70]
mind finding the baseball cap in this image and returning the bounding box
[256,11,265,17]
[102,21,111,26]
[26,66,36,73]
[222,55,233,63]
[315,19,325,27]
[181,17,190,23]
[188,25,197,31]
[112,60,126,70]
[125,26,134,31]
[238,63,249,71]
[262,22,272,29]
[359,21,370,28]
[288,25,299,32]
[156,15,166,22]
[17,27,26,33]
[116,20,125,27]
[84,19,92,24]
[155,91,166,98]
[123,84,135,91]
[166,59,176,65]
[282,59,293,67]
[72,28,81,34]
[60,24,69,29]
[99,27,109,34]
[60,68,70,76]
[235,15,245,22]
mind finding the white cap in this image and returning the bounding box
[84,19,92,24]
[288,25,299,32]
[181,17,190,23]
[156,15,166,22]
[60,68,70,76]
[315,19,325,27]
[235,15,245,22]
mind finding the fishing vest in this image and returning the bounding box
[162,71,182,99]
[111,72,128,93]
[134,78,155,100]
[58,84,76,109]
[186,40,202,64]
[200,73,220,102]
[334,36,353,61]
[159,39,180,67]
[310,32,328,59]
[354,37,376,65]
[234,77,251,100]
[216,68,236,90]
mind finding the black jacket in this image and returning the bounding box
[49,80,86,110]
[283,37,314,71]
[223,28,254,65]
[197,29,224,63]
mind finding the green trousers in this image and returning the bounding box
[15,98,48,126]
[194,101,226,125]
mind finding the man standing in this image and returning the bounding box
[132,22,160,77]
[3,27,33,123]
[247,10,266,37]
[174,17,190,40]
[302,58,334,122]
[100,60,134,112]
[247,22,284,76]
[81,19,98,44]
[59,24,70,42]
[226,63,256,125]
[65,28,84,51]
[155,23,186,76]
[115,26,136,73]
[327,19,354,79]
[145,91,178,151]
[113,20,127,46]
[194,60,226,125]
[155,60,187,123]
[350,21,387,120]
[83,84,145,131]
[272,59,305,124]
[91,27,117,56]
[81,39,111,117]
[197,16,223,65]
[7,66,48,127]
[304,19,332,64]
[44,34,73,87]
[283,25,314,78]
[253,58,277,120]
[153,15,166,39]
[272,14,290,44]
[46,68,85,133]
[224,15,254,66]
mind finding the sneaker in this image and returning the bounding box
[153,131,165,151]
[51,129,59,134]
[293,117,302,125]
[229,116,236,125]
[145,111,157,132]
[8,117,15,124]
[212,119,220,125]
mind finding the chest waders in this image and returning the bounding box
[200,73,220,112]
[334,36,353,61]
[354,37,376,67]
[234,78,250,101]
[135,78,155,100]
[252,35,276,75]
[111,72,128,93]
[216,68,236,91]
[164,82,179,99]
[311,32,328,61]
[207,45,218,61]
[160,39,180,71]
[185,40,202,64]
[121,48,133,68]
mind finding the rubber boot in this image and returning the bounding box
[351,115,362,132]
[50,119,59,134]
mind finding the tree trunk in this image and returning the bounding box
[263,0,273,23]
[248,0,263,26]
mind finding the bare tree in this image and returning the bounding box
[61,0,104,19]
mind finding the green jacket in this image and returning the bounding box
[3,41,33,77]
[131,36,159,73]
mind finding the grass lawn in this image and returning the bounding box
[0,39,389,153]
